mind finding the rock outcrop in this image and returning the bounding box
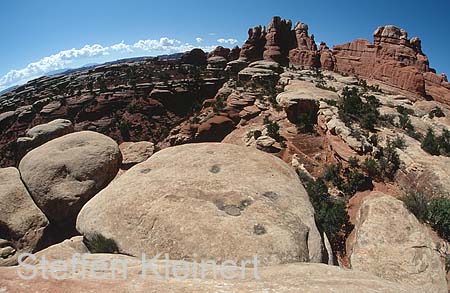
[119,141,155,169]
[289,22,319,68]
[349,194,447,292]
[17,119,74,156]
[239,25,267,62]
[181,48,207,66]
[0,167,49,266]
[0,253,415,292]
[263,16,293,65]
[19,131,121,225]
[77,143,323,265]
[332,25,450,104]
[276,80,339,123]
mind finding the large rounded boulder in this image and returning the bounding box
[0,167,49,266]
[349,194,447,292]
[19,131,121,225]
[77,143,323,265]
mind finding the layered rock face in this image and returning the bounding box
[239,25,267,61]
[77,143,323,265]
[238,17,450,105]
[288,22,319,68]
[333,25,450,103]
[263,16,294,64]
[240,17,319,68]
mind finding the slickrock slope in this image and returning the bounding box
[0,254,414,292]
[349,194,447,292]
[77,143,323,264]
[0,238,414,293]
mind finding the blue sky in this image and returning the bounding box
[1,0,449,91]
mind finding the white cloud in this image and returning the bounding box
[217,38,238,45]
[0,44,110,91]
[208,33,216,36]
[196,37,203,43]
[0,38,217,91]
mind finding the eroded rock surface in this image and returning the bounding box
[77,143,323,265]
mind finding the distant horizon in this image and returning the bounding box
[1,0,449,91]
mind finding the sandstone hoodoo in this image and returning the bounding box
[77,143,323,265]
[19,131,122,225]
[236,16,450,105]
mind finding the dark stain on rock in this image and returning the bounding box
[210,164,221,173]
[238,199,253,210]
[254,224,266,235]
[224,205,241,216]
[214,200,225,211]
[140,168,152,174]
[262,191,278,200]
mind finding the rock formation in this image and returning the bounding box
[119,141,154,169]
[288,22,319,67]
[19,131,121,225]
[332,25,450,104]
[0,167,49,266]
[239,25,267,61]
[77,143,323,264]
[349,194,447,292]
[263,16,293,65]
[0,15,450,292]
[16,119,73,157]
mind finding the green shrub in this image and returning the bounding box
[401,192,429,223]
[339,87,380,131]
[341,87,362,115]
[305,179,353,251]
[396,105,414,116]
[323,163,343,188]
[402,194,450,242]
[264,117,280,140]
[377,139,401,180]
[348,156,359,168]
[343,170,368,196]
[428,198,450,242]
[429,107,445,119]
[118,120,130,140]
[398,113,410,129]
[444,253,450,273]
[438,129,450,156]
[363,158,378,178]
[392,135,407,150]
[421,128,440,155]
[84,233,119,253]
